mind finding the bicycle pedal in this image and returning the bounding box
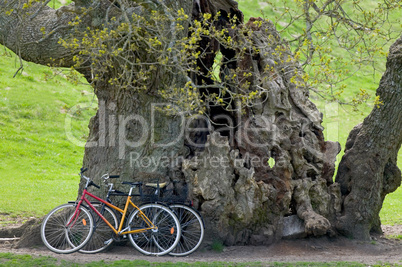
[112,233,126,242]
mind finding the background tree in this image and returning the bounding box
[0,0,400,243]
[257,0,401,107]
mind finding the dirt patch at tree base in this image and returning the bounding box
[0,226,401,265]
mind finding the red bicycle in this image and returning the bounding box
[40,168,181,256]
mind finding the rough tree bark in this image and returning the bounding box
[0,0,400,246]
[335,35,402,240]
[182,16,341,244]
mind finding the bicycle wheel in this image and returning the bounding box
[79,203,118,254]
[41,203,94,254]
[169,204,204,256]
[127,203,181,256]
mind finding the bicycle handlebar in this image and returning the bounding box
[81,168,108,189]
[88,181,100,189]
[80,167,121,190]
[122,181,142,186]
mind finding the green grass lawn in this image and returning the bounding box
[0,0,400,226]
[0,47,96,217]
[0,253,399,267]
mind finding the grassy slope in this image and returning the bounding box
[0,48,96,217]
[0,0,400,225]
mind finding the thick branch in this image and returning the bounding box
[0,1,75,67]
[0,0,116,70]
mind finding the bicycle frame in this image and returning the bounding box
[72,187,156,236]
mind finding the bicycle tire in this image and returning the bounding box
[169,204,205,256]
[41,203,94,254]
[126,203,181,256]
[79,203,118,254]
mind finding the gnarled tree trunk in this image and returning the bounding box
[335,36,402,240]
[0,0,400,246]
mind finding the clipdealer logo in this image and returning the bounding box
[65,101,278,160]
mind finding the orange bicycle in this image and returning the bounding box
[78,176,205,256]
[40,168,181,256]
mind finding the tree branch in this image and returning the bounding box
[0,0,118,72]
